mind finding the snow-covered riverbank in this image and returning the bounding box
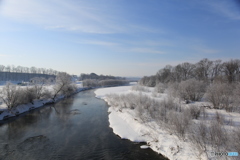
[95,85,240,160]
[95,86,201,159]
[0,83,85,121]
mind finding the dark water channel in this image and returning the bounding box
[0,90,167,160]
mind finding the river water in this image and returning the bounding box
[0,90,167,160]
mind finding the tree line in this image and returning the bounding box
[139,58,240,86]
[0,64,61,82]
[79,73,125,81]
[0,64,59,75]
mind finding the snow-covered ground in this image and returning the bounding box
[95,85,240,160]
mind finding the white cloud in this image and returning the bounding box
[0,0,125,34]
[0,0,164,34]
[76,40,119,47]
[204,1,240,20]
[130,48,165,54]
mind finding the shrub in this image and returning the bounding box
[82,79,98,87]
[178,79,206,101]
[189,121,208,154]
[168,110,192,139]
[208,120,227,150]
[18,87,36,104]
[154,83,166,93]
[188,104,201,119]
[205,82,233,110]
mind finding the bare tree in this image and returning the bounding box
[30,77,48,99]
[156,65,173,83]
[0,82,20,110]
[209,59,223,82]
[194,58,213,82]
[223,59,239,83]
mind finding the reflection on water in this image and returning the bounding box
[0,90,168,160]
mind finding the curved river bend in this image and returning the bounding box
[0,90,167,160]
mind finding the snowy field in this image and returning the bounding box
[95,85,240,160]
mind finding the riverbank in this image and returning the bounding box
[95,86,208,160]
[0,84,89,121]
[0,82,133,122]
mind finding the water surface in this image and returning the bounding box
[0,90,167,160]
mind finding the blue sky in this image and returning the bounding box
[0,0,240,77]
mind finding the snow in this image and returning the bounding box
[95,86,132,99]
[140,145,150,149]
[108,107,147,142]
[0,83,86,121]
[95,86,209,160]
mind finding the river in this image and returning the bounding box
[0,90,167,160]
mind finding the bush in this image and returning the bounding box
[41,87,52,99]
[208,120,227,150]
[168,110,192,139]
[233,83,240,112]
[154,83,166,93]
[189,121,208,154]
[17,87,36,104]
[205,82,233,110]
[99,79,128,87]
[178,79,206,101]
[82,79,98,87]
[187,104,201,119]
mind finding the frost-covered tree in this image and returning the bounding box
[0,82,20,110]
[52,72,76,100]
[30,77,48,99]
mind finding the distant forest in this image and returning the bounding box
[0,64,59,81]
[79,73,125,80]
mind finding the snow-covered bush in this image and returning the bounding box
[171,110,192,139]
[17,87,36,104]
[154,83,166,93]
[178,79,206,101]
[208,120,227,150]
[189,121,208,156]
[167,82,179,99]
[233,82,240,112]
[41,87,53,99]
[214,111,225,125]
[187,104,201,119]
[30,77,48,99]
[82,79,98,87]
[205,82,233,111]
